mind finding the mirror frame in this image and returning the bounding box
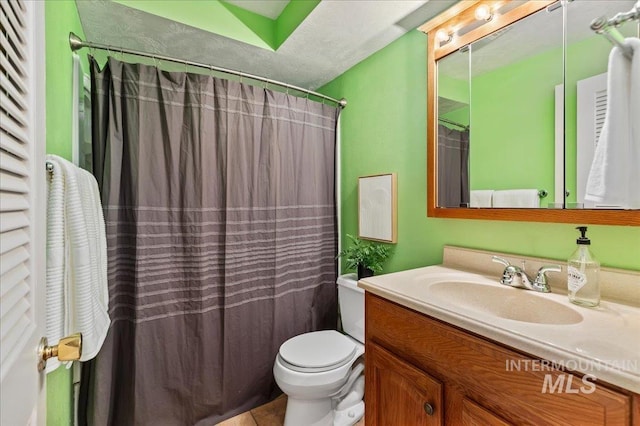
[420,0,640,226]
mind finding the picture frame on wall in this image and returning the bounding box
[358,173,397,243]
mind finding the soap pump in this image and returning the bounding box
[567,226,600,307]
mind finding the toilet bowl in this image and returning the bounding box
[273,274,365,426]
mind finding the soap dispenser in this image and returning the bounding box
[567,226,600,307]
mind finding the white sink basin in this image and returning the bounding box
[358,264,640,393]
[428,281,583,325]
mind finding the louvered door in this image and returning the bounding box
[576,72,623,209]
[0,0,47,424]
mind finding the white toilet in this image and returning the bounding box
[273,274,365,426]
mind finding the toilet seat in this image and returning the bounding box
[279,330,357,373]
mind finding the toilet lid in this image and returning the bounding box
[279,330,357,371]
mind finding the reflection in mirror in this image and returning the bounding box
[437,49,469,208]
[564,0,639,210]
[437,3,563,209]
[424,0,640,224]
[72,53,93,172]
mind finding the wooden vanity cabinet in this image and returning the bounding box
[365,293,636,426]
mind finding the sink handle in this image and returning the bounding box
[492,256,516,286]
[491,256,510,267]
[538,265,562,275]
[532,265,562,293]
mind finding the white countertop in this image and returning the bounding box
[359,265,640,393]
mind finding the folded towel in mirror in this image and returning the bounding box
[493,189,539,208]
[470,190,494,207]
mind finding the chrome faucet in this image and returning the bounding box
[491,256,561,293]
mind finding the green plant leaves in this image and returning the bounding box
[337,234,392,273]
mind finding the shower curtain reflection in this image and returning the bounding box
[437,124,470,208]
[81,57,339,425]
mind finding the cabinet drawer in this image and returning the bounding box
[365,293,632,425]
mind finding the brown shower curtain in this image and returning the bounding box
[437,124,470,208]
[82,57,339,425]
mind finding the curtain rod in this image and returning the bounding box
[590,1,639,60]
[68,32,347,108]
[438,117,469,130]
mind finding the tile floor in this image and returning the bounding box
[217,395,365,426]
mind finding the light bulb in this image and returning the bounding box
[475,4,493,21]
[435,29,452,43]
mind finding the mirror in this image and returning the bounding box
[422,0,640,225]
[72,53,92,172]
[437,5,562,209]
[437,48,470,208]
[564,0,638,209]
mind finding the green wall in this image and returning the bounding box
[441,106,469,128]
[115,0,275,49]
[470,45,562,199]
[45,1,88,424]
[320,30,640,273]
[275,0,321,47]
[114,0,320,51]
[440,32,630,205]
[438,74,469,127]
[468,34,615,203]
[438,74,469,105]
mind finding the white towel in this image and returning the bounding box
[45,155,110,371]
[470,190,494,207]
[493,189,540,208]
[45,158,66,373]
[585,38,640,209]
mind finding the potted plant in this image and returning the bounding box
[338,234,392,279]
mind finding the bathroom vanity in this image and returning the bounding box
[359,247,640,425]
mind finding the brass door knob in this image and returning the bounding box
[37,333,82,371]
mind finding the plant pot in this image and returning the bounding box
[357,264,374,280]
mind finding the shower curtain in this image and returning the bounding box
[82,57,339,425]
[437,124,470,208]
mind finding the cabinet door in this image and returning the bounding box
[462,398,512,426]
[366,293,632,425]
[366,341,443,426]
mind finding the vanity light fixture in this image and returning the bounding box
[475,4,494,21]
[435,29,453,44]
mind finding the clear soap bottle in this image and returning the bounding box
[567,226,600,307]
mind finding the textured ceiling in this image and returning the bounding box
[225,0,290,19]
[76,0,457,90]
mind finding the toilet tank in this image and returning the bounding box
[337,273,365,344]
